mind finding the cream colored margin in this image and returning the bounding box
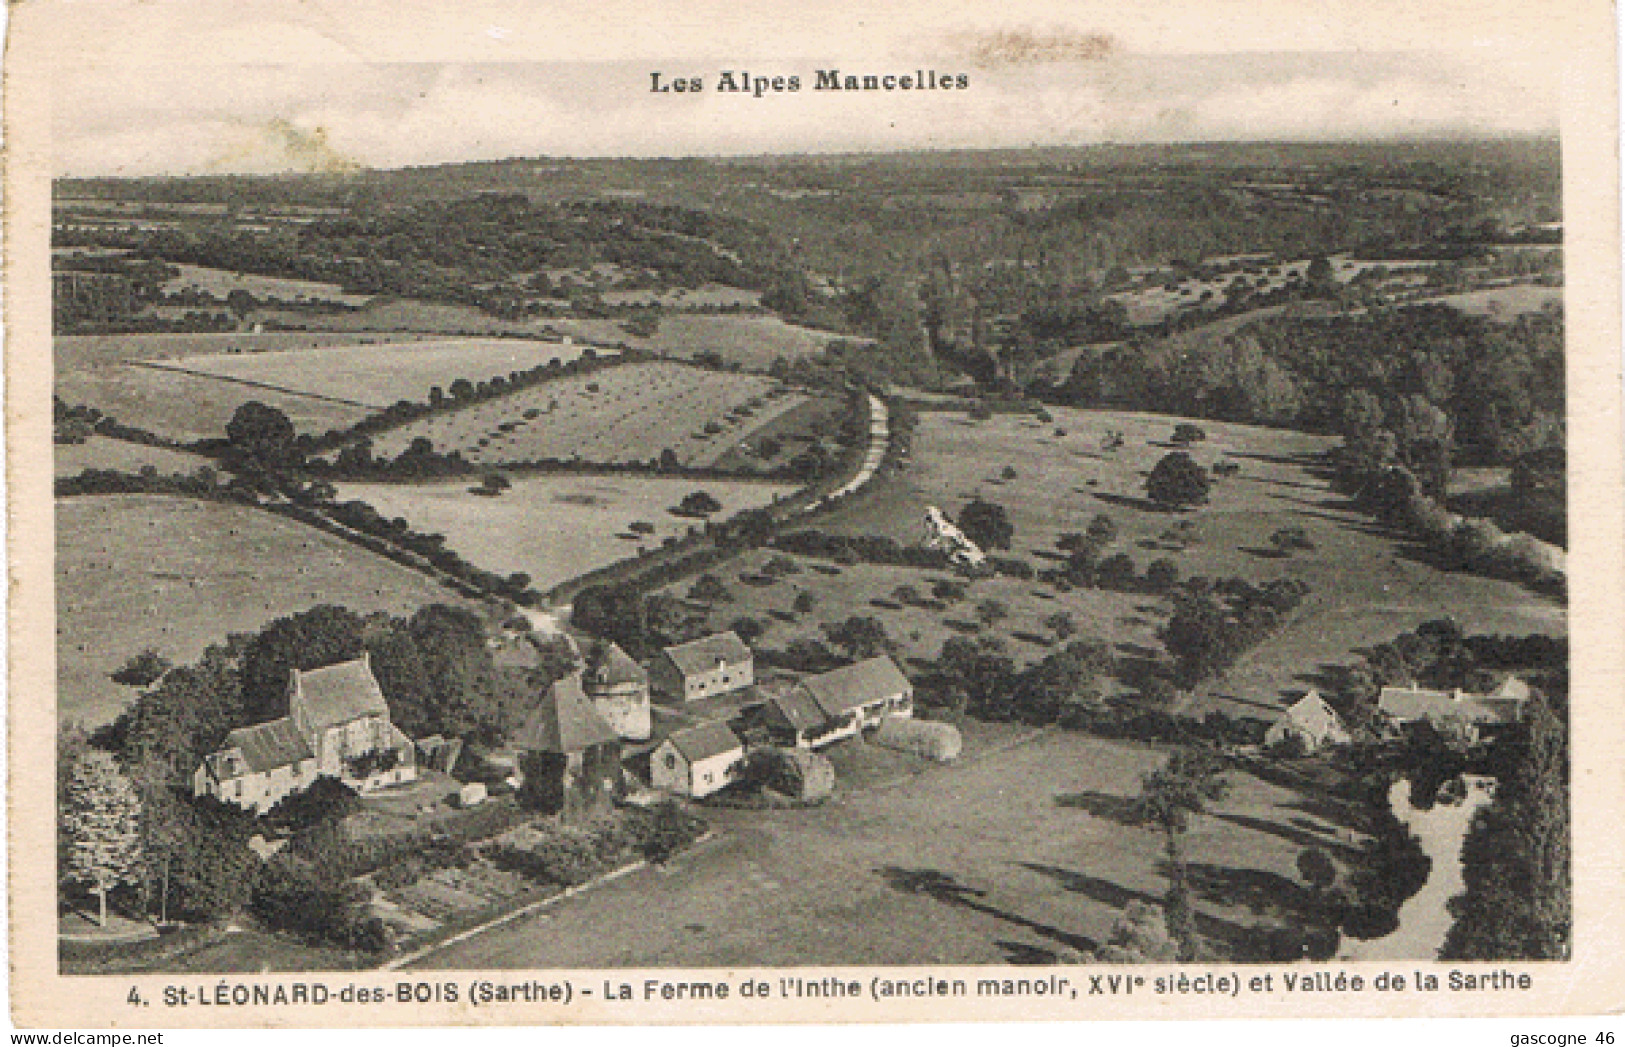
[6,0,1622,1027]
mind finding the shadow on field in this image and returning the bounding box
[877,866,1097,955]
[1291,662,1349,692]
[1204,810,1362,858]
[1021,863,1276,955]
[1092,492,1172,514]
[1175,861,1315,919]
[995,940,1072,965]
[1054,789,1143,827]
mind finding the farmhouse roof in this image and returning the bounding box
[661,632,752,678]
[517,673,620,753]
[1377,685,1505,725]
[666,722,743,763]
[1487,676,1533,704]
[1276,691,1348,738]
[290,655,390,730]
[586,641,648,689]
[796,655,912,718]
[217,717,312,776]
[764,689,828,733]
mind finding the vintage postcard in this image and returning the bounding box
[6,0,1622,1029]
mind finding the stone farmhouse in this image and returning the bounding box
[762,654,913,749]
[650,631,754,703]
[194,654,417,814]
[651,721,745,798]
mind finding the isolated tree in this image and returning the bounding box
[1269,526,1315,554]
[1298,846,1338,895]
[1133,747,1231,960]
[974,599,1009,628]
[1096,552,1138,591]
[1085,513,1119,550]
[687,574,732,605]
[225,401,300,471]
[730,616,766,645]
[63,751,144,927]
[1043,611,1076,640]
[1170,423,1208,446]
[478,472,512,496]
[958,497,1014,551]
[1306,254,1336,292]
[225,289,258,322]
[1145,558,1181,593]
[675,490,723,518]
[791,590,817,615]
[1146,452,1211,510]
[110,649,171,688]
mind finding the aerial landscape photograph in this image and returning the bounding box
[47,48,1570,978]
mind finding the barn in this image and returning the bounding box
[650,631,754,704]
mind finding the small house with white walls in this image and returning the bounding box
[651,721,745,798]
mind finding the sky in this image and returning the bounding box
[44,7,1563,177]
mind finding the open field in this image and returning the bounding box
[57,495,486,728]
[546,314,849,368]
[254,299,552,337]
[598,284,762,309]
[334,475,799,593]
[414,727,1358,967]
[56,364,370,442]
[362,361,818,469]
[801,405,1564,721]
[54,437,214,479]
[144,337,602,410]
[659,553,1162,693]
[56,331,444,376]
[1417,283,1562,319]
[164,264,373,307]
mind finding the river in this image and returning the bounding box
[1339,774,1494,960]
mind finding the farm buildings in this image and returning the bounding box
[582,640,653,741]
[1263,691,1350,753]
[651,631,755,703]
[762,655,915,750]
[515,672,625,822]
[193,654,418,813]
[1376,676,1532,742]
[651,722,746,798]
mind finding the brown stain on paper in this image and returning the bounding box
[952,27,1119,68]
[210,119,362,174]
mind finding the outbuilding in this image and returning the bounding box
[651,721,745,798]
[650,631,754,703]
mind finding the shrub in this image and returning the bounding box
[1145,558,1181,592]
[738,747,834,801]
[622,801,707,863]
